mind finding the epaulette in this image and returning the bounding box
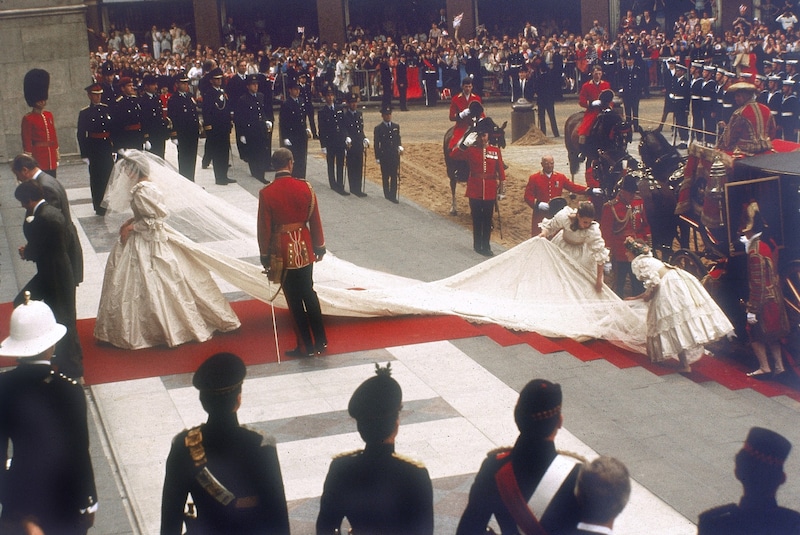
[98,103,109,107]
[116,96,124,102]
[49,369,78,385]
[333,449,363,460]
[392,452,426,468]
[556,449,588,464]
[488,446,513,458]
[81,105,90,111]
[698,503,738,522]
[242,424,276,447]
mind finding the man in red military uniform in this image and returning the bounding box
[449,76,484,150]
[21,69,59,177]
[600,175,650,297]
[257,148,327,358]
[577,65,612,146]
[718,83,776,156]
[524,155,594,235]
[449,118,505,257]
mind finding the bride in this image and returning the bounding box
[94,151,240,349]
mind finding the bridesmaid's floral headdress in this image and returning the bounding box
[624,236,650,256]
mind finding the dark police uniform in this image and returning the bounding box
[373,108,402,202]
[202,69,234,184]
[140,75,170,159]
[161,353,290,535]
[317,92,348,193]
[690,66,705,143]
[0,363,97,535]
[279,83,310,179]
[236,79,272,183]
[167,74,200,181]
[698,501,800,535]
[672,65,691,145]
[298,77,318,139]
[618,59,644,131]
[701,68,718,145]
[77,84,114,214]
[342,94,368,195]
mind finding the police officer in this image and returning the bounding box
[111,76,144,151]
[298,72,318,139]
[618,53,644,132]
[161,352,290,534]
[279,79,311,179]
[779,79,799,142]
[373,105,403,203]
[317,85,348,193]
[140,73,170,158]
[202,68,236,185]
[698,427,800,534]
[766,75,784,128]
[342,92,370,196]
[235,74,273,184]
[77,83,114,215]
[421,50,439,107]
[601,47,619,90]
[689,62,705,143]
[167,72,200,181]
[316,364,434,535]
[0,297,98,535]
[701,65,718,145]
[672,62,691,148]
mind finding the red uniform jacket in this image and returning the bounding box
[718,102,776,155]
[600,197,650,261]
[524,171,588,234]
[449,92,484,149]
[449,144,505,200]
[577,80,611,136]
[21,111,59,171]
[746,237,789,340]
[257,172,325,270]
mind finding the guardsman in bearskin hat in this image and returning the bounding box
[202,68,236,185]
[317,364,434,534]
[600,174,651,297]
[342,92,370,196]
[140,73,170,159]
[111,76,144,151]
[698,427,800,533]
[167,71,200,181]
[77,83,114,215]
[457,379,582,534]
[161,353,289,534]
[21,69,59,176]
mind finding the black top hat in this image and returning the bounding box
[192,352,246,394]
[24,69,50,107]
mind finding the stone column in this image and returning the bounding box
[0,0,89,161]
[194,0,222,51]
[446,0,476,40]
[318,0,346,47]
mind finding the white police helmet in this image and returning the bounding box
[0,293,66,357]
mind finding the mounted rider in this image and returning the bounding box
[577,65,612,156]
[449,75,485,150]
[584,89,628,164]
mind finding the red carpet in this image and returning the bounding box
[2,299,800,403]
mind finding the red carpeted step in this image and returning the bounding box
[513,331,564,354]
[556,338,604,361]
[692,355,755,391]
[584,340,642,369]
[473,323,528,347]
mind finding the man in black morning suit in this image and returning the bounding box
[373,105,403,203]
[235,74,272,183]
[167,72,200,181]
[13,180,83,380]
[202,68,236,185]
[279,78,311,179]
[342,92,370,196]
[317,86,348,194]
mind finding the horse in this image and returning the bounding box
[443,118,507,215]
[564,99,626,178]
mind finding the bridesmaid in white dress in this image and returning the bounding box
[625,238,733,372]
[94,152,240,349]
[539,201,609,292]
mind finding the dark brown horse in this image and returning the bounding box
[443,119,507,215]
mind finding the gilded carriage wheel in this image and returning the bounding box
[669,249,707,280]
[782,260,800,329]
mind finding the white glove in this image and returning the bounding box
[618,88,624,93]
[306,128,313,138]
[265,120,273,131]
[376,159,380,164]
[459,109,471,119]
[603,262,613,274]
[240,136,247,144]
[398,146,404,155]
[144,141,152,150]
[322,147,327,155]
[591,99,601,107]
[284,138,292,147]
[463,131,479,147]
[345,136,352,148]
[171,138,179,146]
[591,187,603,195]
[81,158,90,165]
[747,312,758,324]
[363,138,370,148]
[537,201,550,212]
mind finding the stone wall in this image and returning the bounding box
[0,1,90,162]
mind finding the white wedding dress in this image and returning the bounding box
[93,151,649,353]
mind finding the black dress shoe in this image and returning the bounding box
[353,191,368,197]
[390,197,399,204]
[337,189,351,196]
[285,347,314,358]
[315,342,328,355]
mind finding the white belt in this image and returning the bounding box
[672,96,686,99]
[723,104,733,108]
[701,97,712,101]
[771,111,778,115]
[691,95,701,99]
[781,112,793,116]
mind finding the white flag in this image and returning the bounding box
[453,13,463,28]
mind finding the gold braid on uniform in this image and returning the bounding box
[610,203,632,234]
[185,426,207,467]
[529,404,561,421]
[556,449,589,464]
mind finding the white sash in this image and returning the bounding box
[528,454,580,517]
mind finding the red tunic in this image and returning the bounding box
[577,80,611,137]
[718,102,776,156]
[21,110,58,171]
[257,172,325,270]
[449,144,505,200]
[600,197,650,261]
[746,237,789,342]
[448,92,484,149]
[524,171,588,235]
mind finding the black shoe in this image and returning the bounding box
[353,191,368,197]
[337,188,351,196]
[285,347,314,358]
[677,142,688,149]
[202,160,210,169]
[390,198,399,204]
[256,176,269,184]
[315,342,328,355]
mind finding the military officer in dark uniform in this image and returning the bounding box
[227,59,252,162]
[140,73,170,158]
[716,70,736,127]
[317,86,348,194]
[257,70,276,171]
[689,62,705,143]
[0,297,97,535]
[658,58,678,132]
[601,47,619,90]
[167,72,200,181]
[701,65,718,145]
[279,79,311,179]
[456,379,582,535]
[202,68,236,185]
[111,76,144,151]
[698,427,800,534]
[77,83,114,215]
[298,72,318,139]
[396,53,409,111]
[766,75,783,129]
[316,364,434,535]
[779,79,800,142]
[506,45,525,100]
[161,352,290,535]
[342,92,370,196]
[672,63,691,148]
[421,50,439,107]
[373,105,403,203]
[235,74,273,184]
[618,53,644,132]
[98,60,117,106]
